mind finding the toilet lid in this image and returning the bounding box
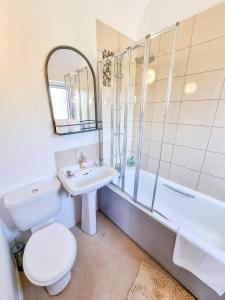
[23,223,76,286]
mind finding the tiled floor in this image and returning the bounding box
[20,212,185,300]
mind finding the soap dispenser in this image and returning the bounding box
[79,152,88,169]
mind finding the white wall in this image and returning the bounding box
[0,0,99,238]
[0,220,22,300]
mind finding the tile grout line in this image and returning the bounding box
[146,35,162,170]
[195,77,225,189]
[149,33,225,60]
[168,16,196,182]
[147,154,225,184]
[152,66,225,81]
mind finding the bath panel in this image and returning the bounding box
[98,185,225,300]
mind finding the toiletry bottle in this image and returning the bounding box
[79,153,88,168]
[127,156,135,167]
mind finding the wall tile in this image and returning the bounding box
[96,19,120,52]
[102,141,111,160]
[131,137,138,152]
[173,48,189,77]
[141,139,149,155]
[55,149,76,170]
[129,121,139,137]
[171,145,205,171]
[147,157,170,178]
[166,102,180,123]
[148,141,173,162]
[152,101,181,124]
[135,65,144,84]
[152,102,166,122]
[169,164,199,189]
[187,36,225,74]
[175,124,211,149]
[151,77,184,102]
[134,84,142,101]
[177,17,195,50]
[119,33,134,50]
[102,87,113,101]
[202,151,225,179]
[150,123,177,143]
[183,70,225,100]
[178,100,218,126]
[214,100,225,126]
[144,103,154,121]
[159,29,176,56]
[208,127,225,154]
[153,79,167,102]
[221,83,225,99]
[76,143,99,161]
[159,17,194,55]
[197,173,225,202]
[156,54,171,80]
[192,3,225,45]
[127,103,135,121]
[149,36,161,58]
[102,122,111,142]
[143,122,151,139]
[133,103,141,121]
[159,161,170,178]
[97,49,102,61]
[102,101,112,122]
[150,122,163,141]
[171,76,185,101]
[156,49,189,80]
[140,154,148,170]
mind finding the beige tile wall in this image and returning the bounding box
[96,20,134,165]
[54,143,99,170]
[97,2,225,203]
[141,2,225,202]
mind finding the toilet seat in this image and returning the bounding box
[23,223,76,287]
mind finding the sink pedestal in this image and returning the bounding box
[81,191,97,235]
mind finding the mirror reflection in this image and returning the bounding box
[46,47,97,134]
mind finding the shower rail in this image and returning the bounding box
[64,66,90,121]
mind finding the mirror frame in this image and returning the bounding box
[45,45,98,135]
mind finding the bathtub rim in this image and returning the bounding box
[107,182,178,233]
[124,168,225,210]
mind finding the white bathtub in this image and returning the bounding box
[123,168,225,252]
[99,167,225,299]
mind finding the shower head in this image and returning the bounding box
[135,55,155,65]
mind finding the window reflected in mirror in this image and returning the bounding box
[45,47,98,134]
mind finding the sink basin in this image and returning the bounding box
[57,165,117,235]
[57,165,117,196]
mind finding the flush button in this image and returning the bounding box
[32,188,39,193]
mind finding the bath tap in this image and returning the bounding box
[115,163,122,181]
[66,170,75,178]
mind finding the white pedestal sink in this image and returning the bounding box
[57,165,117,235]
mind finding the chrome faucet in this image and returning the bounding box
[66,170,74,178]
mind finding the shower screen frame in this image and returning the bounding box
[98,22,179,214]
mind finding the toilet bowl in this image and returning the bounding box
[4,177,76,295]
[23,223,76,295]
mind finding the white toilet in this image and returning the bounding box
[4,177,77,295]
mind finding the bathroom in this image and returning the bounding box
[1,0,225,299]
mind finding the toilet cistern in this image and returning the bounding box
[57,165,117,235]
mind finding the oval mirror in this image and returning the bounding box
[45,46,98,134]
